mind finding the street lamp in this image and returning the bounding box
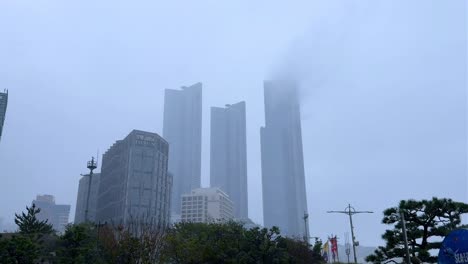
[327,204,373,264]
[83,157,97,222]
[303,212,310,243]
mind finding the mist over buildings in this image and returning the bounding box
[269,0,467,244]
[0,0,466,247]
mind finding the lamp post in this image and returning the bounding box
[84,157,97,222]
[303,212,310,243]
[327,204,373,263]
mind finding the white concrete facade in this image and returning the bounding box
[181,188,234,223]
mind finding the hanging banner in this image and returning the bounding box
[323,241,330,262]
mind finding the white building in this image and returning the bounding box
[181,188,234,223]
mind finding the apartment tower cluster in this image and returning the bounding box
[74,80,308,238]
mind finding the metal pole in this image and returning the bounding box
[348,205,358,264]
[84,171,93,222]
[345,232,351,264]
[303,212,309,244]
[327,204,373,264]
[84,157,97,222]
[400,210,411,264]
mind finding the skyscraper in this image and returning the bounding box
[210,102,248,219]
[163,83,202,216]
[32,194,70,233]
[0,89,8,142]
[260,80,308,238]
[96,130,172,228]
[74,173,101,224]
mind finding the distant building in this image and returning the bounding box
[210,102,248,219]
[260,80,308,238]
[96,130,172,228]
[32,195,70,233]
[163,83,202,216]
[181,188,234,223]
[74,173,101,224]
[0,89,8,141]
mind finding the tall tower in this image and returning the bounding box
[163,83,202,216]
[260,80,308,237]
[0,89,8,142]
[210,102,248,219]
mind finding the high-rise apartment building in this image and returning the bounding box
[181,188,234,223]
[260,80,308,238]
[0,89,8,141]
[163,83,202,216]
[96,130,172,228]
[74,173,101,224]
[210,102,248,219]
[32,195,70,233]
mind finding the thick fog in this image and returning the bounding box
[0,0,466,247]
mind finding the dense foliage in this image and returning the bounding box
[0,206,324,263]
[0,204,55,264]
[160,222,323,263]
[366,197,468,264]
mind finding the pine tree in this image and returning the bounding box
[15,204,53,235]
[366,197,468,263]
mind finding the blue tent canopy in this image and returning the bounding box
[439,229,468,264]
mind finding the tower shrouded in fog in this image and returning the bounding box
[163,83,202,216]
[0,89,8,142]
[210,102,248,219]
[260,80,308,237]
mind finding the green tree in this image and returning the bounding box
[366,197,468,263]
[97,220,166,264]
[56,223,105,264]
[0,204,56,263]
[284,238,326,264]
[0,234,39,264]
[15,204,53,235]
[160,221,317,263]
[160,222,242,263]
[240,225,288,263]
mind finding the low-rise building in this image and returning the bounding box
[32,195,70,233]
[181,188,234,223]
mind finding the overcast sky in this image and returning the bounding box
[0,0,466,247]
